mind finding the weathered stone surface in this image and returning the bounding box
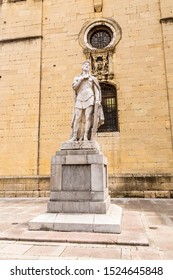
[0,177,50,198]
[50,165,62,191]
[47,201,63,213]
[91,164,106,191]
[89,196,110,214]
[155,191,170,198]
[87,154,107,164]
[53,214,94,232]
[56,149,100,156]
[62,164,91,191]
[29,205,122,234]
[94,0,103,13]
[65,155,88,165]
[46,144,121,235]
[48,198,110,214]
[50,189,108,201]
[109,174,173,198]
[51,155,66,165]
[50,191,91,201]
[48,147,110,214]
[61,140,100,151]
[94,204,122,233]
[62,201,90,213]
[29,213,57,231]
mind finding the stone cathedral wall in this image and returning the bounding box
[0,0,173,197]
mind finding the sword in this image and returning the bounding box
[91,102,99,140]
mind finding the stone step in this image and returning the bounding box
[47,196,110,214]
[29,204,122,234]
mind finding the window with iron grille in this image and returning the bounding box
[98,83,119,132]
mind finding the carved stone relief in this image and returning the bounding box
[93,0,103,13]
[79,18,122,82]
[90,52,109,81]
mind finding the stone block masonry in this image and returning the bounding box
[0,176,50,198]
[109,174,173,198]
[1,173,173,199]
[0,0,173,197]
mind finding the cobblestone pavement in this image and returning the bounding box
[0,198,172,260]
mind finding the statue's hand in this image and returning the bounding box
[83,74,89,79]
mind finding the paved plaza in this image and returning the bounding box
[0,198,172,260]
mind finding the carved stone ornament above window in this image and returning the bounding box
[78,18,122,81]
[93,0,103,13]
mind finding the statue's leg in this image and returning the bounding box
[84,106,93,141]
[71,109,82,141]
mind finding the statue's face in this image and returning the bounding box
[82,62,90,72]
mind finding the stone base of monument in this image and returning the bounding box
[29,140,122,234]
[29,204,122,233]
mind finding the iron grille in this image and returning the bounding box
[90,30,112,49]
[98,83,118,132]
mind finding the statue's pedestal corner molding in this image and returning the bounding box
[94,0,103,13]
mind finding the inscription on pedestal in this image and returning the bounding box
[62,165,91,191]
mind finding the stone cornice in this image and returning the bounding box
[160,17,173,24]
[0,35,43,44]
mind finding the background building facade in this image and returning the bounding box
[0,0,173,198]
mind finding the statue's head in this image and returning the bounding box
[82,60,90,72]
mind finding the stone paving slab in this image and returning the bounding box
[60,246,122,259]
[0,198,173,260]
[24,244,66,257]
[0,240,163,260]
[0,227,149,246]
[0,201,148,246]
[0,243,33,255]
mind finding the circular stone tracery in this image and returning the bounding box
[79,18,122,51]
[89,28,112,49]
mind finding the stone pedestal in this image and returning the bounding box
[48,141,110,214]
[29,141,122,233]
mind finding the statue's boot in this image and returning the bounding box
[69,131,77,141]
